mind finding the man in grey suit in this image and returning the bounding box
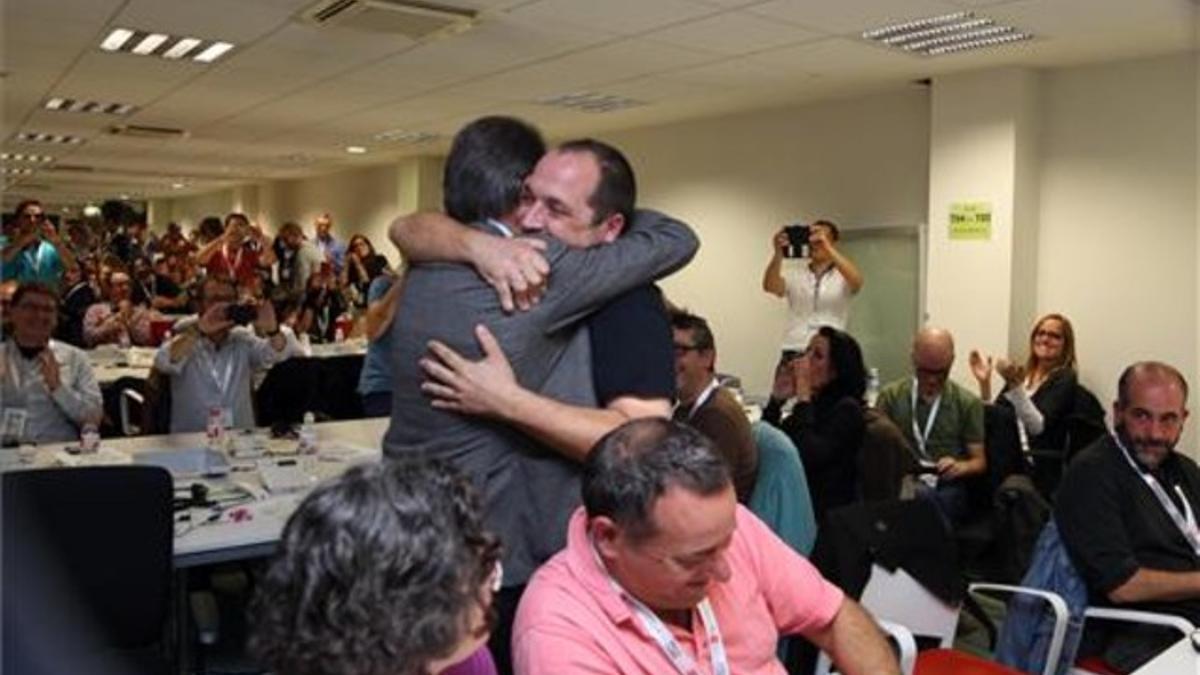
[383,117,697,671]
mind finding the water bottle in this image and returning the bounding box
[117,329,131,349]
[298,412,318,454]
[80,423,100,454]
[206,406,224,451]
[866,367,881,407]
[333,324,345,343]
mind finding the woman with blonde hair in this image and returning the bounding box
[970,313,1081,489]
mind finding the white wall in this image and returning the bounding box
[603,88,931,395]
[149,188,237,231]
[1036,53,1197,422]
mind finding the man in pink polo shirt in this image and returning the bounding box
[513,418,898,674]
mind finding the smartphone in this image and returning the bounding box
[225,303,258,325]
[784,224,810,259]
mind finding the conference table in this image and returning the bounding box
[88,339,370,386]
[3,416,389,567]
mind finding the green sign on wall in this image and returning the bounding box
[949,201,993,240]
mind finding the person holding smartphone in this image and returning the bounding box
[760,219,864,363]
[1,200,76,291]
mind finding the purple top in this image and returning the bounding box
[440,646,497,675]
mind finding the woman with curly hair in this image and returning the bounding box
[249,459,501,675]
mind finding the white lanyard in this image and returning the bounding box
[224,244,244,275]
[1114,434,1200,557]
[22,244,45,278]
[910,378,942,459]
[806,265,832,328]
[200,341,236,397]
[683,378,721,421]
[590,538,729,675]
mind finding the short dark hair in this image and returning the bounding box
[583,419,731,542]
[812,219,840,241]
[1118,361,1189,407]
[200,275,237,301]
[11,282,58,308]
[443,116,545,224]
[250,460,499,675]
[224,212,250,229]
[670,309,714,352]
[14,200,42,218]
[815,325,867,404]
[558,139,636,227]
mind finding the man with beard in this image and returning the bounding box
[1056,361,1197,672]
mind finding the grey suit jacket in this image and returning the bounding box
[383,210,698,585]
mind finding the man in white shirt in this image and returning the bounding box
[0,283,102,443]
[761,219,864,360]
[154,276,289,432]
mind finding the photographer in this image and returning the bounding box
[296,262,349,343]
[154,275,289,432]
[761,219,863,361]
[2,200,75,290]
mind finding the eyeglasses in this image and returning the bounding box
[22,212,45,221]
[673,344,702,356]
[1034,330,1064,341]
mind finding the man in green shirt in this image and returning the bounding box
[876,327,987,524]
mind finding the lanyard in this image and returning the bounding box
[199,341,236,398]
[21,243,45,278]
[683,378,721,421]
[223,244,244,276]
[589,537,729,675]
[910,378,942,459]
[1114,434,1200,557]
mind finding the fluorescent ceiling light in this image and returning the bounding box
[171,182,186,189]
[132,33,169,55]
[100,28,135,51]
[0,153,54,163]
[162,37,202,60]
[193,42,234,63]
[345,146,368,154]
[98,28,235,64]
[42,97,136,116]
[16,132,84,145]
[862,11,1031,56]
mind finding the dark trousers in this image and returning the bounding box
[360,391,393,418]
[488,584,525,675]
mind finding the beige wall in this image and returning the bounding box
[603,88,932,394]
[1036,53,1197,418]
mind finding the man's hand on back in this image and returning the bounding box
[466,234,549,312]
[421,324,521,418]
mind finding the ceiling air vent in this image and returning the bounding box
[44,164,95,173]
[107,124,189,140]
[300,0,477,39]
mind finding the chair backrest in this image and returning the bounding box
[142,368,172,435]
[858,408,917,502]
[749,421,817,555]
[2,465,174,665]
[861,564,961,648]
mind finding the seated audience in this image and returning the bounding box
[670,309,758,502]
[154,276,288,432]
[342,234,389,307]
[0,283,102,443]
[195,213,276,288]
[1056,362,1196,674]
[358,270,402,416]
[154,221,195,258]
[876,327,987,525]
[82,270,156,347]
[512,418,898,674]
[297,263,349,343]
[763,325,867,520]
[250,459,501,675]
[1,200,75,290]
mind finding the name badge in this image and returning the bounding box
[1,408,29,445]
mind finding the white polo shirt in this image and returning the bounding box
[781,262,854,351]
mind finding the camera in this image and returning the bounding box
[225,303,258,325]
[784,224,810,259]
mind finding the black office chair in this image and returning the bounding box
[2,466,175,675]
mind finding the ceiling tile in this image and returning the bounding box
[748,0,964,35]
[647,10,823,56]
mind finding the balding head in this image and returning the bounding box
[1118,361,1189,408]
[912,327,956,400]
